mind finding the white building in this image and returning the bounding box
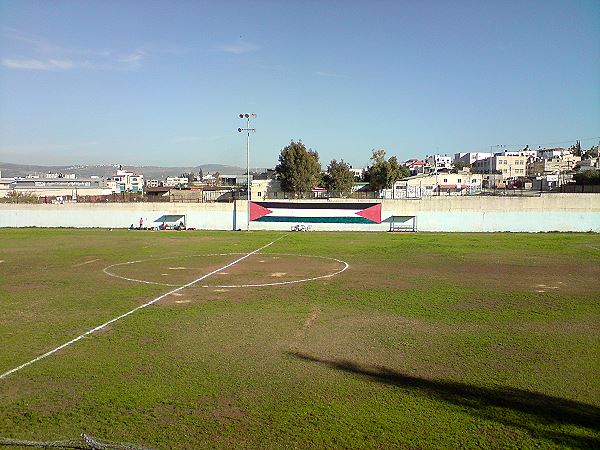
[472,155,527,181]
[405,159,427,175]
[391,171,483,198]
[453,152,493,165]
[251,179,283,201]
[537,147,570,159]
[0,177,113,199]
[108,169,144,193]
[503,150,538,159]
[426,154,453,170]
[164,176,189,187]
[349,167,366,180]
[220,174,252,186]
[145,179,162,188]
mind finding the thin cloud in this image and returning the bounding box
[1,58,74,71]
[218,41,260,54]
[0,28,167,71]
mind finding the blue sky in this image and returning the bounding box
[1,0,599,169]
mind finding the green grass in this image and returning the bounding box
[0,229,599,449]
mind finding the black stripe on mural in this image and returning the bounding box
[255,201,379,210]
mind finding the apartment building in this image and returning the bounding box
[108,170,144,193]
[164,176,189,187]
[393,171,482,197]
[426,154,452,170]
[472,155,527,179]
[527,154,581,177]
[453,152,493,165]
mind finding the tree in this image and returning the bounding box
[365,149,410,191]
[179,172,194,184]
[2,191,39,204]
[198,168,204,180]
[570,140,582,157]
[388,156,410,185]
[574,169,600,185]
[453,160,470,171]
[582,145,599,159]
[275,141,321,198]
[324,159,354,197]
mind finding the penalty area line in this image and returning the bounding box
[0,234,287,380]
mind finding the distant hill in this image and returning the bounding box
[0,162,249,179]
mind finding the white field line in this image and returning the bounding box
[72,258,100,267]
[0,235,287,380]
[103,252,349,288]
[203,254,349,288]
[102,253,241,287]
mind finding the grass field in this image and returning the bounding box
[0,228,599,449]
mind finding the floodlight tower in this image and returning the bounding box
[238,113,256,231]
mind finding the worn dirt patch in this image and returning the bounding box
[201,254,345,287]
[211,398,246,423]
[304,307,321,329]
[106,254,236,286]
[348,257,599,295]
[106,253,345,288]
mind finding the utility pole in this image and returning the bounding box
[238,113,256,231]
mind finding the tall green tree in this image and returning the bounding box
[366,149,409,191]
[275,140,321,198]
[574,169,600,185]
[324,159,354,197]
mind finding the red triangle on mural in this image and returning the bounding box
[250,202,273,221]
[355,203,382,223]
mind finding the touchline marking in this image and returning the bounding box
[0,235,287,380]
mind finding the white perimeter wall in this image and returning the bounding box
[1,194,599,232]
[0,202,243,231]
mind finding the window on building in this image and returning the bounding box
[443,178,448,182]
[457,179,462,183]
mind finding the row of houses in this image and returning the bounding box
[2,144,598,201]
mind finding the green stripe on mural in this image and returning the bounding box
[254,216,376,224]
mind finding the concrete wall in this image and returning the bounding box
[0,202,243,231]
[1,194,599,232]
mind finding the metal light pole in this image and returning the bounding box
[238,113,256,231]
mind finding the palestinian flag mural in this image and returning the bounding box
[250,201,384,224]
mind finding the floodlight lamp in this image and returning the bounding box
[244,113,249,118]
[239,114,244,118]
[238,128,242,132]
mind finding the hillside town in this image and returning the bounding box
[1,142,599,204]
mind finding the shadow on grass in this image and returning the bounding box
[289,351,600,448]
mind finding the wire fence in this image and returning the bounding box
[1,184,598,205]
